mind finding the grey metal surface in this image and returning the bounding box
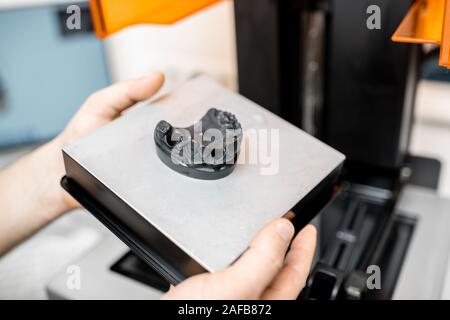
[63,75,345,273]
[393,185,450,299]
[301,10,326,136]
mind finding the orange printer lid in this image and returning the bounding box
[392,0,450,68]
[89,0,221,39]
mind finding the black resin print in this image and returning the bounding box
[154,108,242,180]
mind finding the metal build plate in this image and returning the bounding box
[62,75,345,274]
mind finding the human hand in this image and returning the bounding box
[0,74,166,255]
[162,218,317,300]
[60,73,164,147]
[49,73,165,212]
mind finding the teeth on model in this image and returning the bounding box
[216,110,241,130]
[158,121,171,134]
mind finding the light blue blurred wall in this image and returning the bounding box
[0,4,109,148]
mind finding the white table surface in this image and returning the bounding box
[0,145,105,299]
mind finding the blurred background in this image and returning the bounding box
[0,0,450,299]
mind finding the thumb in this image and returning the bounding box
[220,218,295,299]
[82,72,165,119]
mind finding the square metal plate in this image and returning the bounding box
[62,75,345,283]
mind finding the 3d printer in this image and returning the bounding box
[48,0,450,300]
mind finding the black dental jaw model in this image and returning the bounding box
[154,108,243,180]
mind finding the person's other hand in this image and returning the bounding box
[50,73,165,212]
[60,73,164,146]
[162,219,316,300]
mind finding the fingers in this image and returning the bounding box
[83,72,164,119]
[220,218,295,299]
[261,224,317,300]
[162,220,316,300]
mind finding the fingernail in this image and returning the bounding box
[148,72,164,82]
[300,225,317,246]
[276,219,295,241]
[138,73,159,81]
[138,74,154,82]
